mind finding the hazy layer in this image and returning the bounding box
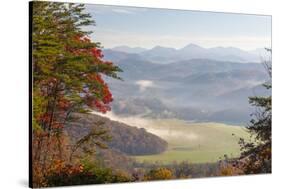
[91,111,242,143]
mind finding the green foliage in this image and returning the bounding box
[236,49,272,174]
[32,1,122,132]
[31,1,122,187]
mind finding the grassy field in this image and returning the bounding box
[131,119,250,164]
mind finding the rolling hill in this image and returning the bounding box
[91,112,251,164]
[65,113,168,156]
[102,48,270,124]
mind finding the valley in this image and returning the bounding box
[93,112,251,164]
[102,49,270,125]
[133,120,250,163]
[30,3,272,186]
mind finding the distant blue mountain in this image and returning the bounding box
[107,44,268,63]
[111,45,147,54]
[102,45,271,124]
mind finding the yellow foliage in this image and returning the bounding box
[144,168,173,181]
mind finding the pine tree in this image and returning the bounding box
[237,49,272,174]
[31,2,122,186]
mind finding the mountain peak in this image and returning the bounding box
[108,43,262,63]
[183,43,203,49]
[180,44,205,52]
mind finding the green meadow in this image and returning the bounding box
[132,119,250,164]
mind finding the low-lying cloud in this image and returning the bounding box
[91,111,200,142]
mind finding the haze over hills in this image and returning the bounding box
[111,46,147,54]
[102,45,271,125]
[107,44,269,63]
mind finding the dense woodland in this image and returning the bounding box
[31,1,272,187]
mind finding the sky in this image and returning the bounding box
[85,4,271,51]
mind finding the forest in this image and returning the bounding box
[31,1,271,187]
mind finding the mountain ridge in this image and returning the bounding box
[106,44,268,63]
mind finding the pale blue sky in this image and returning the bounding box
[85,4,271,50]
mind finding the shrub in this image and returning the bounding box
[144,168,173,181]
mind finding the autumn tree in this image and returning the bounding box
[31,1,121,187]
[144,167,174,181]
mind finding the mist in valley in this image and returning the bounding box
[102,46,271,126]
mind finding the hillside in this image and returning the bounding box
[102,49,270,124]
[65,113,168,156]
[89,112,251,164]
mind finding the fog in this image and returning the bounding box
[91,111,200,142]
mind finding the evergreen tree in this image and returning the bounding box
[237,49,272,174]
[31,2,121,186]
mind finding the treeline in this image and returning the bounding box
[133,161,221,179]
[45,158,224,186]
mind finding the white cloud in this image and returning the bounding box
[135,80,155,92]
